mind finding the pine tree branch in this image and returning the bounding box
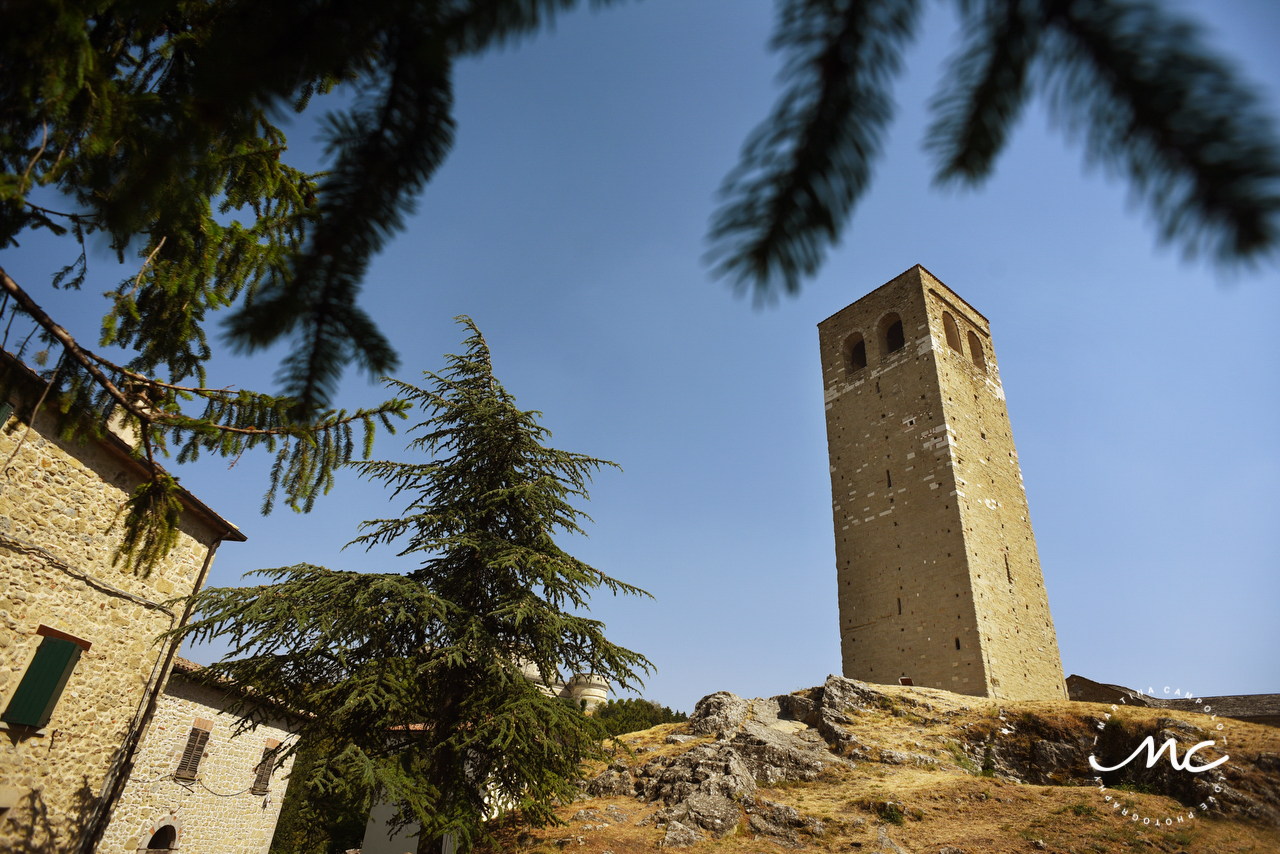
[927,0,1043,184]
[0,264,150,423]
[1040,0,1280,260]
[706,0,924,300]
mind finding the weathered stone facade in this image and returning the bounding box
[0,357,244,852]
[97,658,298,854]
[817,266,1066,701]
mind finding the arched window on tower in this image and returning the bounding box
[843,332,866,373]
[967,331,986,372]
[942,311,962,353]
[880,312,904,358]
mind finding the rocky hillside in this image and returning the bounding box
[483,676,1280,854]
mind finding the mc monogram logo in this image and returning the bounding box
[1089,735,1229,774]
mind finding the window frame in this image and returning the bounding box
[967,330,987,372]
[843,332,867,374]
[1,626,90,729]
[173,723,213,781]
[942,311,963,353]
[250,739,281,795]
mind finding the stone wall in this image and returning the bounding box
[0,364,242,852]
[817,266,1066,702]
[97,663,298,854]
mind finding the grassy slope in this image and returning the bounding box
[483,686,1280,854]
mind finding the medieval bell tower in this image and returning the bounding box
[817,265,1066,702]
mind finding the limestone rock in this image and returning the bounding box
[635,741,757,805]
[777,691,819,726]
[878,748,936,767]
[659,790,742,837]
[818,707,863,753]
[731,718,845,784]
[586,767,634,798]
[874,825,913,853]
[1156,717,1203,739]
[744,796,825,845]
[657,819,702,848]
[664,733,695,745]
[687,691,751,738]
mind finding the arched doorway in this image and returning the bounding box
[142,817,181,851]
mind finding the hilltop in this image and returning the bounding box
[482,677,1280,854]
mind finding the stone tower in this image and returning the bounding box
[817,266,1066,702]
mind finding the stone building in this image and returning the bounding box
[817,266,1066,701]
[518,663,610,713]
[0,353,245,852]
[97,657,299,853]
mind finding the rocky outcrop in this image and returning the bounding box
[579,675,1280,852]
[586,764,634,798]
[960,709,1280,826]
[872,826,912,853]
[745,798,826,847]
[591,675,884,842]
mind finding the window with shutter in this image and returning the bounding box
[250,742,279,795]
[173,727,211,781]
[2,631,85,728]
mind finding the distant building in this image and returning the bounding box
[0,353,245,853]
[1067,675,1280,728]
[818,266,1066,701]
[519,663,609,713]
[98,657,300,853]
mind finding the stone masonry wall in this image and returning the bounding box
[817,266,1066,702]
[0,385,228,852]
[97,670,297,854]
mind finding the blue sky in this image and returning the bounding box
[5,0,1278,713]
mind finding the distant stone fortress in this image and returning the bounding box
[819,266,1066,702]
[519,662,609,712]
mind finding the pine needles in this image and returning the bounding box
[707,0,1280,300]
[176,319,651,853]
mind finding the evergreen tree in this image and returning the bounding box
[3,0,1277,570]
[175,318,651,854]
[594,698,688,738]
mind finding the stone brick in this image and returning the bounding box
[817,266,1066,701]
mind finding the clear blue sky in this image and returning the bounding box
[6,0,1278,712]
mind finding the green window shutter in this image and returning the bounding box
[2,637,81,728]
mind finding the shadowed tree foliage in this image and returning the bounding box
[2,0,1277,568]
[268,735,371,854]
[707,0,1280,298]
[174,319,651,854]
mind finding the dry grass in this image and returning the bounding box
[478,691,1280,854]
